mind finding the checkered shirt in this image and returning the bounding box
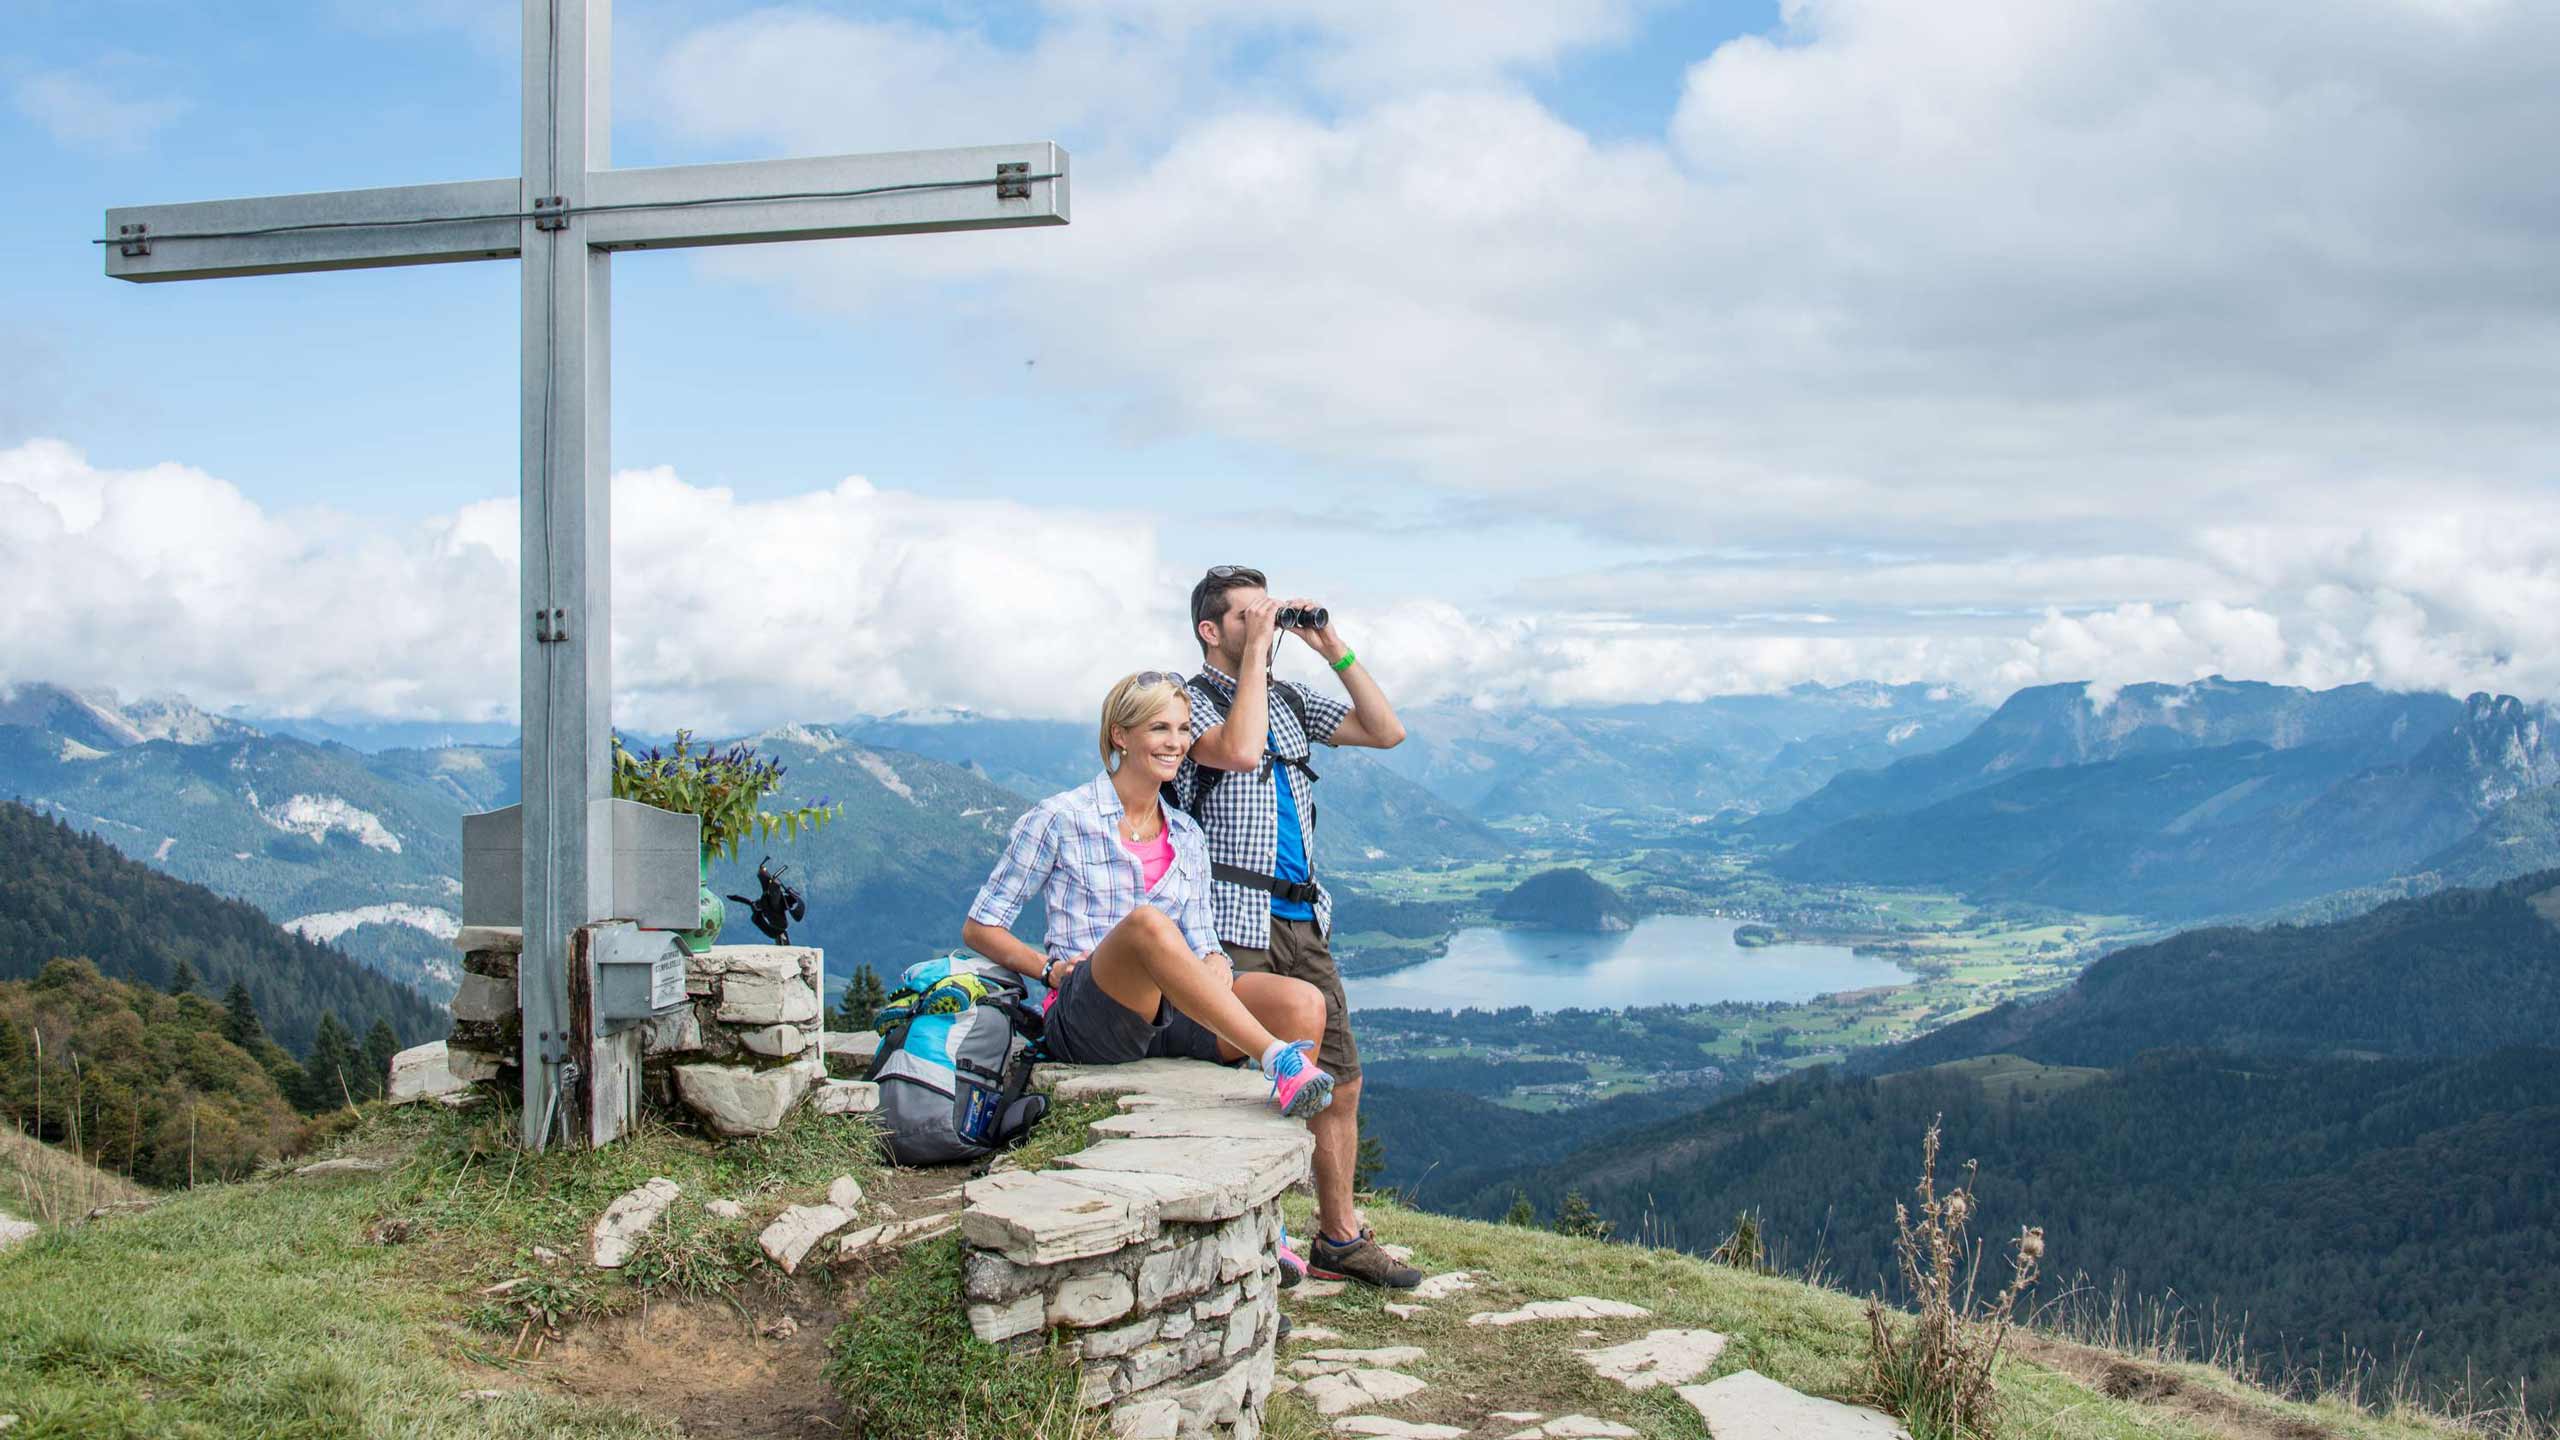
[1174,664,1350,950]
[967,773,1222,963]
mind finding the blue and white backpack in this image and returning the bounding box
[866,954,1049,1166]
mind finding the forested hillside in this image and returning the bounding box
[1492,867,1634,931]
[0,960,310,1185]
[1467,1049,2560,1409]
[0,801,441,1055]
[1385,874,2560,1414]
[1884,870,2560,1070]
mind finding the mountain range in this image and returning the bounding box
[0,799,442,1055]
[0,684,1521,999]
[7,671,2552,999]
[1765,680,2558,918]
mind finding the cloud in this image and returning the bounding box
[0,440,1174,732]
[7,440,2553,732]
[649,0,2560,565]
[648,1,1655,162]
[11,62,186,154]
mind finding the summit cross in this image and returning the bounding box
[102,0,1069,1148]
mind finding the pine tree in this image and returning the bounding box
[1503,1189,1537,1227]
[297,1014,360,1112]
[165,956,199,995]
[1553,1190,1614,1241]
[221,981,264,1050]
[1354,1133,1387,1193]
[839,965,889,1029]
[361,1018,401,1102]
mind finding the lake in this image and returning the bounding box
[1343,915,1913,1013]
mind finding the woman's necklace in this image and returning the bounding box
[1122,804,1163,843]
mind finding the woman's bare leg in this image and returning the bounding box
[1208,973,1325,1064]
[1085,907,1297,1061]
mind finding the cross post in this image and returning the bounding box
[102,0,1068,1149]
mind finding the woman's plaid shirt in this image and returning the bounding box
[967,773,1223,962]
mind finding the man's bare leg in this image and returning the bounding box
[1310,1076,1362,1239]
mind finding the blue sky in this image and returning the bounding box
[5,1,2556,727]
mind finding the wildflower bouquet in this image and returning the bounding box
[609,730,839,861]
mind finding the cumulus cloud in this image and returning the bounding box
[7,440,2553,728]
[15,1,2558,723]
[0,440,1172,731]
[12,62,186,153]
[646,0,2560,653]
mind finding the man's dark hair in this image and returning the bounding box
[1189,565,1266,646]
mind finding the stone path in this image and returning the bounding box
[1466,1297,1652,1328]
[1679,1369,1915,1438]
[1273,1247,1918,1440]
[1573,1328,1728,1391]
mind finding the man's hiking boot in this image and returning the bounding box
[1264,1039,1335,1119]
[1308,1230,1422,1289]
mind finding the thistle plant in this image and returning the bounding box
[1862,1118,2046,1440]
[609,730,839,861]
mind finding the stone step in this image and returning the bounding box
[1503,1419,1636,1440]
[1040,1057,1279,1109]
[1676,1370,1913,1439]
[1575,1328,1729,1391]
[1051,1134,1311,1220]
[961,1169,1159,1268]
[1332,1419,1465,1439]
[1287,1346,1427,1377]
[1409,1271,1475,1301]
[1465,1297,1652,1327]
[590,1177,680,1268]
[1296,1369,1426,1416]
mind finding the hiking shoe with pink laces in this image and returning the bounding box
[1265,1039,1335,1119]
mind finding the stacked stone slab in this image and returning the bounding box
[444,924,524,1088]
[656,945,828,1137]
[422,929,837,1139]
[960,1059,1314,1440]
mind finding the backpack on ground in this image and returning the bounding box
[865,953,1049,1166]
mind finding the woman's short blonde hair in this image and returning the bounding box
[1100,671,1191,768]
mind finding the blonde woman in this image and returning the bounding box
[962,671,1336,1118]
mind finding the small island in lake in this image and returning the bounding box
[1732,923,1781,947]
[1493,867,1635,933]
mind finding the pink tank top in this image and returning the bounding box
[1122,828,1175,892]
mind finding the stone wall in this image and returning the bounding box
[441,924,522,1092]
[405,928,873,1137]
[961,1060,1312,1440]
[651,944,830,1136]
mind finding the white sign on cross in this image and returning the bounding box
[103,0,1068,1149]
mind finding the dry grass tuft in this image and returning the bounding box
[1862,1118,2043,1440]
[2,1121,152,1226]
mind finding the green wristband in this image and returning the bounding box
[1330,649,1357,673]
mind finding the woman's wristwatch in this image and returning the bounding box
[1041,957,1060,986]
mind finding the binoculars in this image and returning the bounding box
[1277,606,1329,630]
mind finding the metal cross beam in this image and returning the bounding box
[102,0,1068,1150]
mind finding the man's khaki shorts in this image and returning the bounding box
[1227,916,1359,1085]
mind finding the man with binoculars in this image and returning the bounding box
[1175,565,1419,1289]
